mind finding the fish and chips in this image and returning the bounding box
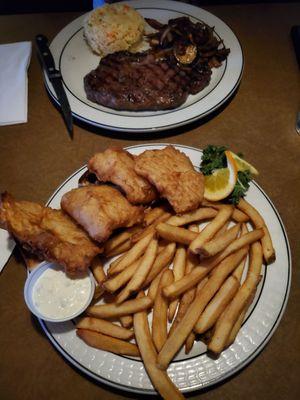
[0,145,276,399]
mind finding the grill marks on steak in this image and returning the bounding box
[84,51,212,111]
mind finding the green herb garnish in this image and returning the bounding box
[200,145,253,204]
[200,145,228,175]
[227,170,251,205]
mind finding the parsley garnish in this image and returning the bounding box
[200,145,228,175]
[200,145,253,204]
[227,170,251,205]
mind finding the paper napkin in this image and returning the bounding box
[0,229,15,273]
[0,41,32,126]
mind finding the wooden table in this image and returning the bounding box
[0,3,299,399]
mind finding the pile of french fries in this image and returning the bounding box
[76,198,275,399]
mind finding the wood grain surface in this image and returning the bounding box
[0,3,299,400]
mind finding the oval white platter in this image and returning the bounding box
[36,144,291,395]
[44,0,243,133]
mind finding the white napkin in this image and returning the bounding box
[0,229,15,273]
[0,41,32,126]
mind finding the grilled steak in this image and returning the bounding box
[84,51,212,111]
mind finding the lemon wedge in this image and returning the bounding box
[228,151,259,176]
[204,150,237,201]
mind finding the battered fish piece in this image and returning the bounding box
[0,192,100,276]
[134,146,204,213]
[88,148,157,204]
[61,185,144,243]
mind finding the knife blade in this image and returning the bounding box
[36,34,73,139]
[291,26,300,135]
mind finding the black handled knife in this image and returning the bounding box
[36,34,73,139]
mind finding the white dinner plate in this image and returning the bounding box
[37,144,291,395]
[45,0,243,133]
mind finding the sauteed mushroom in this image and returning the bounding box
[145,17,229,68]
[174,43,197,65]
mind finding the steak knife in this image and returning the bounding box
[36,34,73,139]
[291,26,300,135]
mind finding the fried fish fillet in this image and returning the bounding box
[0,192,100,276]
[61,185,144,243]
[88,148,157,204]
[134,146,204,213]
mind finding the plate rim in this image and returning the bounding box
[35,143,292,395]
[44,0,244,132]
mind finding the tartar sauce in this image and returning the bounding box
[32,266,92,320]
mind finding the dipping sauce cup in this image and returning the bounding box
[24,262,95,322]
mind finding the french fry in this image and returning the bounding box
[184,270,208,354]
[189,205,233,254]
[198,223,241,258]
[77,317,134,340]
[237,198,275,264]
[104,225,141,255]
[90,257,106,285]
[168,246,186,322]
[213,220,230,238]
[108,253,126,274]
[214,228,264,263]
[77,329,139,357]
[166,207,217,226]
[169,276,208,338]
[164,229,262,300]
[156,223,197,245]
[193,246,249,333]
[194,275,240,333]
[157,240,168,254]
[103,258,141,293]
[144,206,169,226]
[208,241,263,353]
[92,285,105,302]
[202,200,249,223]
[133,293,185,400]
[132,212,172,243]
[261,225,276,264]
[152,269,174,351]
[232,256,247,282]
[196,277,209,293]
[225,280,260,347]
[87,296,153,318]
[237,198,264,228]
[109,231,155,275]
[148,268,166,301]
[105,239,132,258]
[231,208,250,223]
[185,332,196,354]
[173,246,187,278]
[157,247,249,370]
[163,262,214,300]
[143,242,176,287]
[232,224,248,283]
[185,248,200,272]
[116,239,158,303]
[131,225,155,244]
[168,301,178,323]
[168,286,196,337]
[120,315,133,328]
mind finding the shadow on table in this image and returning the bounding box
[46,85,239,141]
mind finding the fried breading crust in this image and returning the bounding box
[0,192,100,276]
[61,185,144,243]
[134,146,204,213]
[88,148,158,204]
